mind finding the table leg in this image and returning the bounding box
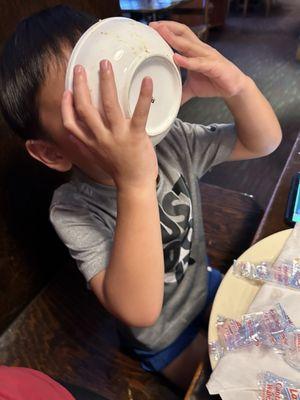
[265,0,272,17]
[243,0,249,16]
[227,0,231,16]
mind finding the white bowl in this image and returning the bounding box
[65,17,182,146]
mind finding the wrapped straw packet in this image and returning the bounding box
[216,304,295,352]
[233,259,300,290]
[258,371,300,400]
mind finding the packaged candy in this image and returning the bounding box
[241,310,268,347]
[216,313,263,351]
[258,371,300,400]
[244,304,295,351]
[233,259,300,290]
[216,304,295,353]
[216,316,246,351]
[284,328,300,371]
[208,340,224,364]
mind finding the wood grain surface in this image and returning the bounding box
[0,0,121,44]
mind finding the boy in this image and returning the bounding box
[0,5,281,391]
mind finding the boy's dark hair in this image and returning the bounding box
[0,5,97,141]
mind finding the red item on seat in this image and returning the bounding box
[0,366,75,400]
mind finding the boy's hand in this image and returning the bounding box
[62,60,158,191]
[150,21,282,161]
[150,21,248,100]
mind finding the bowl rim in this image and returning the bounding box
[65,16,176,91]
[65,16,182,140]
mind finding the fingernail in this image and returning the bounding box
[144,76,153,87]
[75,65,83,75]
[100,59,110,72]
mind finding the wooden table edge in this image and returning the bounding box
[252,133,300,244]
[186,132,300,399]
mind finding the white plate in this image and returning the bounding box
[208,228,293,369]
[65,17,182,146]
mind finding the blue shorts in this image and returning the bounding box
[118,267,223,373]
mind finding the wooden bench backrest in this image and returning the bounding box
[0,128,263,334]
[0,133,68,334]
[200,181,263,272]
[0,0,121,334]
[0,0,121,43]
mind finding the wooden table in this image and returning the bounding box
[186,133,300,399]
[120,0,190,20]
[297,36,300,61]
[253,133,300,244]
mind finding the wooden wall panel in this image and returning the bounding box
[201,182,263,272]
[0,0,121,43]
[0,0,120,333]
[0,131,69,334]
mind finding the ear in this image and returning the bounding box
[25,139,72,172]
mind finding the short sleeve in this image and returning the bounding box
[166,119,237,179]
[50,202,113,282]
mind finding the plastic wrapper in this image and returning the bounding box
[284,328,300,371]
[244,304,295,351]
[216,304,295,352]
[258,371,300,400]
[233,259,300,290]
[208,340,224,364]
[216,316,247,351]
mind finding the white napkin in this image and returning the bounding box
[206,225,300,399]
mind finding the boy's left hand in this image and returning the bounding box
[150,21,248,100]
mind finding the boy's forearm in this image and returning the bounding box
[103,184,164,328]
[182,76,282,155]
[225,77,282,156]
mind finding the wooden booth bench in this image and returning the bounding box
[0,127,263,399]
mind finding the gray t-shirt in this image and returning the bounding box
[50,118,237,352]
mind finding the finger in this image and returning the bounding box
[151,21,213,55]
[62,92,111,170]
[174,54,216,76]
[151,20,213,54]
[154,25,206,57]
[131,77,153,133]
[72,65,107,136]
[62,90,108,149]
[99,60,124,128]
[150,20,199,43]
[61,90,95,146]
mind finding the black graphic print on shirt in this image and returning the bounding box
[159,173,194,285]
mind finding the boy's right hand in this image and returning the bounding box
[61,60,158,191]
